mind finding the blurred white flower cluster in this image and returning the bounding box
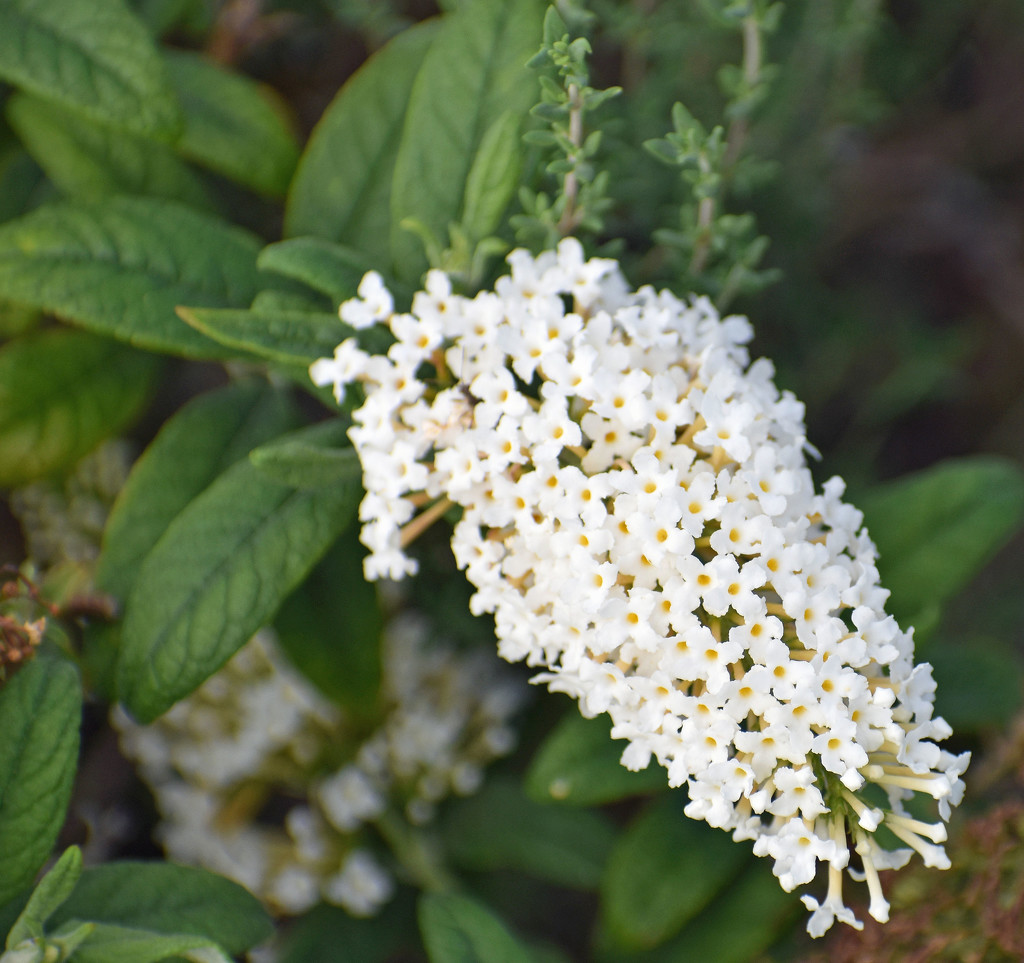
[311,239,969,936]
[115,616,523,918]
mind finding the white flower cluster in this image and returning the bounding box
[115,619,523,918]
[311,239,970,936]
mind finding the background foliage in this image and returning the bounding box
[1,0,1023,960]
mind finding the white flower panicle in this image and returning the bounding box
[116,621,523,919]
[311,239,970,936]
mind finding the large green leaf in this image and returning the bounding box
[284,19,440,261]
[0,0,181,140]
[277,898,416,963]
[858,456,1024,638]
[97,380,299,602]
[0,328,159,487]
[249,421,358,489]
[442,777,616,890]
[0,197,264,358]
[274,527,382,715]
[599,795,748,951]
[49,861,272,956]
[390,0,541,282]
[418,894,537,963]
[117,427,362,721]
[6,93,211,208]
[0,657,81,905]
[163,49,299,197]
[525,711,667,806]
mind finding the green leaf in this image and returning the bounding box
[442,777,615,890]
[599,795,747,951]
[117,425,362,721]
[277,898,415,963]
[98,380,299,603]
[284,18,440,259]
[460,110,524,245]
[257,237,374,306]
[48,861,272,956]
[249,421,356,488]
[163,49,299,197]
[0,0,181,139]
[390,0,541,282]
[0,328,159,487]
[418,893,537,963]
[274,527,382,715]
[55,922,230,963]
[6,847,83,948]
[6,93,211,208]
[525,712,667,806]
[0,197,264,358]
[0,657,82,905]
[858,457,1024,636]
[179,306,349,366]
[638,858,798,963]
[928,635,1024,731]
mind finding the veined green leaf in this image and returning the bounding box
[117,426,362,721]
[0,328,159,487]
[98,380,299,603]
[49,861,272,956]
[599,795,747,951]
[859,456,1024,638]
[6,93,211,208]
[179,306,346,366]
[249,420,354,489]
[442,777,616,890]
[390,0,542,282]
[525,711,667,806]
[418,894,537,963]
[257,237,374,306]
[0,657,82,905]
[0,0,181,139]
[0,197,264,358]
[163,49,299,197]
[460,110,524,245]
[284,19,440,261]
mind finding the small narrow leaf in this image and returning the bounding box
[58,922,230,963]
[525,712,667,806]
[390,0,542,282]
[6,93,211,208]
[6,847,83,948]
[117,429,362,721]
[257,237,374,306]
[163,49,299,196]
[418,894,537,963]
[49,861,272,956]
[0,657,82,905]
[442,778,616,890]
[0,328,159,487]
[284,19,440,258]
[858,457,1024,634]
[98,379,299,602]
[0,197,264,358]
[600,795,747,951]
[0,0,181,139]
[179,306,347,366]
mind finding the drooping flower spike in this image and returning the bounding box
[311,239,969,936]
